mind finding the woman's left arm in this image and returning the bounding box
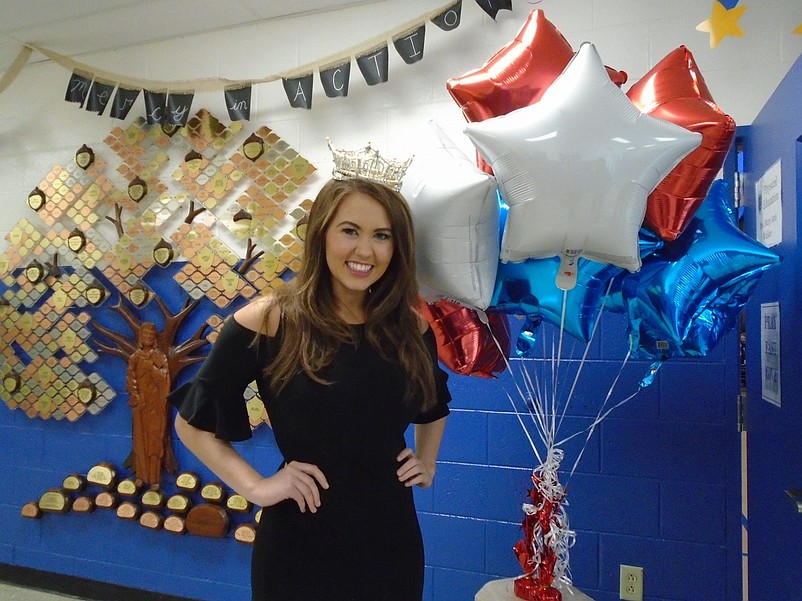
[397,416,447,488]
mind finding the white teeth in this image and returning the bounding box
[347,262,371,272]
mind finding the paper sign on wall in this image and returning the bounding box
[755,159,782,247]
[760,302,781,407]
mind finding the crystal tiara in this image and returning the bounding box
[327,138,413,192]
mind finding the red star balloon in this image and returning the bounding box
[446,9,626,173]
[419,298,510,378]
[627,45,736,240]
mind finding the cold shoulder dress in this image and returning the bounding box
[168,317,451,601]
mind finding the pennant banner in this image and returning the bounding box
[166,92,194,126]
[110,87,140,120]
[65,71,92,105]
[320,61,351,98]
[474,0,512,20]
[356,45,389,86]
[85,79,115,115]
[282,74,314,109]
[144,90,167,125]
[432,1,463,31]
[225,86,252,121]
[394,25,426,64]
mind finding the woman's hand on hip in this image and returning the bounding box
[251,461,329,513]
[396,448,435,488]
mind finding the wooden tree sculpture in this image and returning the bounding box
[93,297,208,484]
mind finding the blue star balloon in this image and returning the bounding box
[604,228,665,313]
[623,179,780,361]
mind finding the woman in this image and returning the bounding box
[170,177,450,601]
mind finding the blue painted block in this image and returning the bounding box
[433,462,531,522]
[659,362,726,423]
[422,565,433,601]
[599,534,726,600]
[565,474,659,536]
[487,412,601,473]
[2,426,43,468]
[419,512,485,572]
[448,371,514,412]
[42,431,107,472]
[438,409,488,464]
[660,482,727,545]
[600,419,727,483]
[414,482,435,512]
[13,547,75,576]
[0,542,12,564]
[484,519,524,576]
[565,530,599,590]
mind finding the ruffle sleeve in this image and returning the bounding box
[411,327,452,424]
[168,317,269,442]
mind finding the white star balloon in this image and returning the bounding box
[464,43,701,290]
[401,122,500,310]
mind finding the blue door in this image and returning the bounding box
[740,52,802,598]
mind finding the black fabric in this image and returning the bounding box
[169,317,450,601]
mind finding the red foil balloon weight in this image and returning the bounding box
[419,298,510,378]
[512,450,573,601]
[627,45,736,240]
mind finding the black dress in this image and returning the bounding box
[168,318,451,601]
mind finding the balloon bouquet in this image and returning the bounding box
[403,9,780,601]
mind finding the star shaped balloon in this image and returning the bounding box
[623,180,780,361]
[401,122,499,310]
[627,45,736,240]
[446,9,626,173]
[464,43,702,290]
[696,1,746,49]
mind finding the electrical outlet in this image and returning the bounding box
[619,564,644,601]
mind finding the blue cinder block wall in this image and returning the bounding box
[1,308,741,601]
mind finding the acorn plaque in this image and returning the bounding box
[234,523,257,545]
[200,482,226,504]
[141,488,166,509]
[39,489,71,514]
[175,472,201,492]
[164,514,187,535]
[186,504,230,538]
[62,474,87,492]
[87,463,117,489]
[116,501,140,520]
[139,510,163,530]
[117,478,144,497]
[226,494,252,513]
[166,494,192,514]
[95,491,118,509]
[21,502,42,519]
[72,496,95,513]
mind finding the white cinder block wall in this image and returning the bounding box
[1,0,801,244]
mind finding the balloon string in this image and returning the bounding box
[481,311,550,457]
[556,280,613,436]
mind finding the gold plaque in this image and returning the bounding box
[234,523,257,545]
[153,240,174,267]
[141,489,166,508]
[242,134,265,161]
[128,176,148,202]
[21,502,42,519]
[295,215,309,242]
[254,508,262,523]
[67,229,87,253]
[117,478,143,497]
[166,494,191,514]
[76,381,97,405]
[116,501,140,520]
[85,284,106,306]
[128,285,149,307]
[175,472,200,491]
[226,494,252,513]
[27,187,46,212]
[39,489,71,513]
[75,144,95,170]
[164,514,187,535]
[200,482,226,503]
[95,491,118,509]
[72,496,95,513]
[3,374,21,394]
[25,261,45,284]
[139,510,163,530]
[87,463,117,489]
[62,474,86,492]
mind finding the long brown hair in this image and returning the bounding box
[261,177,437,410]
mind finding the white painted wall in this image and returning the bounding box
[0,0,800,240]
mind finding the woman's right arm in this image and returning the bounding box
[174,416,328,512]
[172,298,328,513]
